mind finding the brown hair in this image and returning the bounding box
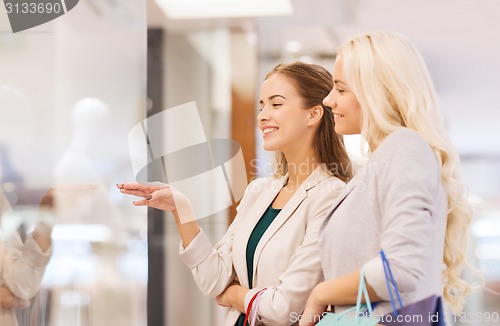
[266,62,352,183]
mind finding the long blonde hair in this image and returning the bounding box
[337,31,472,313]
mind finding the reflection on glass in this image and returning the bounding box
[0,0,147,325]
[0,188,52,326]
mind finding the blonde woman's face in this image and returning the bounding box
[323,57,362,135]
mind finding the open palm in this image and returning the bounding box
[118,183,183,212]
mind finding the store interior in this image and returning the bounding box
[0,0,499,325]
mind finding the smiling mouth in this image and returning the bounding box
[263,127,279,135]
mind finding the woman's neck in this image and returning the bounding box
[283,150,320,188]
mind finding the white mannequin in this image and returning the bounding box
[52,98,131,326]
[54,98,120,227]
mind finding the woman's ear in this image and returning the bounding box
[307,105,324,127]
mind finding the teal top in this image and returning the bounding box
[235,205,281,326]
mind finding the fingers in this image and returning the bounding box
[118,182,180,212]
[116,183,144,190]
[132,199,150,206]
[117,182,152,205]
[119,189,149,198]
[118,183,153,191]
[133,192,153,206]
[117,182,171,191]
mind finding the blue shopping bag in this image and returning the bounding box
[378,251,446,326]
[316,269,379,325]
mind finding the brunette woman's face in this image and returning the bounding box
[323,57,363,135]
[257,73,312,153]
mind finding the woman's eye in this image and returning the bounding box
[272,103,282,107]
[335,88,345,94]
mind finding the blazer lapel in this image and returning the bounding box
[233,174,287,287]
[251,167,331,285]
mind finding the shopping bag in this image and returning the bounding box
[316,269,379,325]
[378,251,446,326]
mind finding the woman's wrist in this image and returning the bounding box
[173,211,201,248]
[229,284,248,312]
[310,281,329,307]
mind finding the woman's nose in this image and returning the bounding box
[323,89,336,109]
[257,107,268,122]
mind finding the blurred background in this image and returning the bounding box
[0,0,499,325]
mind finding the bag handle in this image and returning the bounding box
[380,250,404,316]
[250,290,265,326]
[334,268,373,323]
[243,288,267,326]
[356,268,374,318]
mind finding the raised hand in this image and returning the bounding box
[117,183,192,215]
[117,182,162,204]
[117,183,200,244]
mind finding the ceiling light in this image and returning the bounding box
[285,40,302,53]
[155,0,293,19]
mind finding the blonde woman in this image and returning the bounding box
[119,62,352,326]
[300,32,472,325]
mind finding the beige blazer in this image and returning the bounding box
[179,167,346,326]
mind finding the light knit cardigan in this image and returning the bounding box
[319,128,447,316]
